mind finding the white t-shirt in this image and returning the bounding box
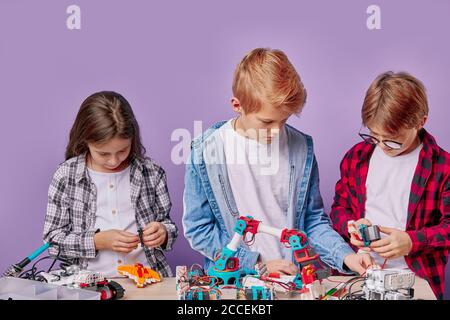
[219,119,290,262]
[87,166,147,277]
[362,143,422,268]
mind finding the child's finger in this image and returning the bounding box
[371,244,394,254]
[379,250,397,259]
[369,237,390,248]
[278,266,295,275]
[144,238,163,248]
[279,262,298,275]
[116,240,139,248]
[119,234,140,244]
[143,224,159,235]
[114,247,135,253]
[113,244,138,253]
[350,234,366,247]
[378,226,395,235]
[285,262,298,275]
[143,232,161,243]
[360,254,374,268]
[356,218,372,227]
[351,263,365,275]
[119,231,139,240]
[120,230,138,237]
[121,236,140,244]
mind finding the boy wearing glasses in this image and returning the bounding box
[330,71,450,299]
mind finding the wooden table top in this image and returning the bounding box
[109,275,436,300]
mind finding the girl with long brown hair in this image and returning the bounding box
[43,91,177,277]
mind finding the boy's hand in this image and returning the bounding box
[265,259,298,275]
[369,226,412,259]
[349,218,373,251]
[94,229,140,253]
[142,222,167,248]
[343,253,374,275]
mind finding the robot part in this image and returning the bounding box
[363,268,415,300]
[40,267,125,300]
[176,265,222,300]
[347,221,381,247]
[117,263,161,288]
[242,286,274,300]
[207,216,322,288]
[184,288,221,300]
[359,224,381,247]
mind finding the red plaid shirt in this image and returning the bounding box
[330,129,450,299]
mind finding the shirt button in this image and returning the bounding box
[117,259,122,264]
[112,209,117,215]
[109,184,114,189]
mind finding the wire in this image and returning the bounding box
[258,275,297,292]
[18,243,68,281]
[325,278,347,284]
[337,276,364,300]
[345,279,365,300]
[381,258,388,269]
[243,233,256,246]
[189,263,205,274]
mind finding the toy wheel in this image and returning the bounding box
[107,280,125,299]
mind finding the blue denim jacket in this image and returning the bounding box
[182,120,355,273]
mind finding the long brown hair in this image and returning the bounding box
[65,91,146,160]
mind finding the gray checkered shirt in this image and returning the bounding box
[43,154,177,277]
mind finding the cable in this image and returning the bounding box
[18,243,68,281]
[343,279,365,300]
[337,276,364,300]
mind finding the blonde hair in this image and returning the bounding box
[232,48,307,114]
[362,71,428,134]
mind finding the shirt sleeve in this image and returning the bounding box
[43,166,97,259]
[407,175,450,254]
[329,151,360,246]
[153,168,178,251]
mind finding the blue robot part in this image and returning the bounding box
[208,266,241,287]
[288,234,306,251]
[293,273,304,290]
[234,218,247,235]
[214,247,236,271]
[244,286,273,300]
[28,243,50,261]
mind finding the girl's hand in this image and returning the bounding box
[349,218,373,251]
[369,226,413,259]
[265,259,298,275]
[94,230,140,253]
[142,222,167,248]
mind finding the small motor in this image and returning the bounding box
[359,224,381,247]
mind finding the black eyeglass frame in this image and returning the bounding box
[358,133,403,150]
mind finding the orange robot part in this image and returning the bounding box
[117,263,161,288]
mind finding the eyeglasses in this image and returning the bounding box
[358,133,403,150]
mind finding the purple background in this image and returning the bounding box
[0,1,449,298]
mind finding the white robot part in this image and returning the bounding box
[258,224,282,238]
[363,268,415,300]
[227,233,242,251]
